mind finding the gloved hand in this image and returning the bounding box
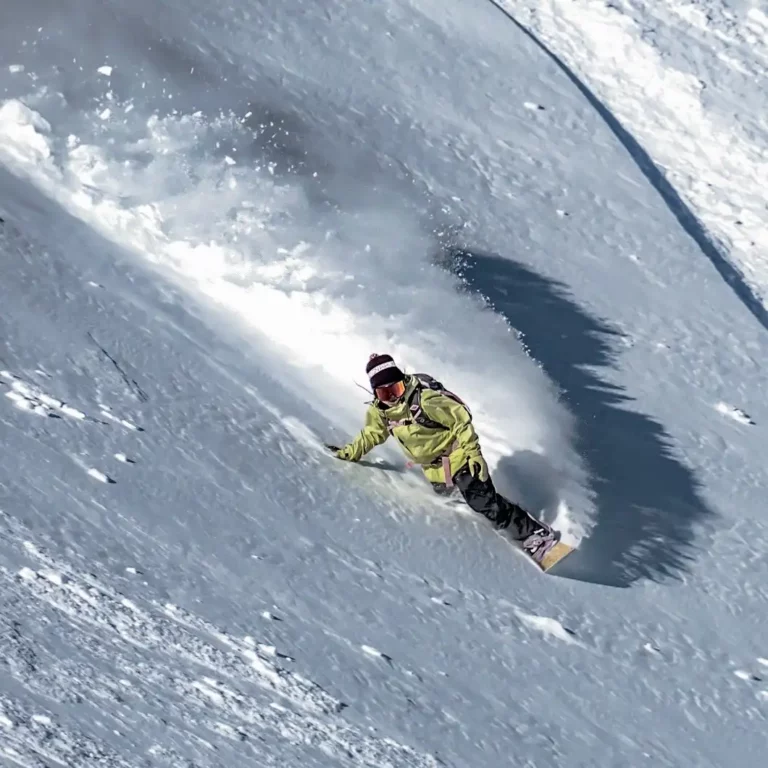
[467,454,489,482]
[325,444,354,461]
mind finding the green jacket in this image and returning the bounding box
[338,375,481,484]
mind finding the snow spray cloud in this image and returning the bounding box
[0,26,592,538]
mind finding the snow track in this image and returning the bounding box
[0,94,590,536]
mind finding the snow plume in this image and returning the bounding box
[0,95,591,537]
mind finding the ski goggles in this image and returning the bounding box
[375,380,406,402]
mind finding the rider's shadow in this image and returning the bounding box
[450,248,717,587]
[357,458,405,473]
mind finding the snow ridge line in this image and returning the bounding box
[487,0,768,335]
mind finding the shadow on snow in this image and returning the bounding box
[451,248,717,588]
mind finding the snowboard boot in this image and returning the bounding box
[522,526,561,564]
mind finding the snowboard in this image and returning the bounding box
[535,540,575,573]
[325,442,576,572]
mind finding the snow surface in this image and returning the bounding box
[1,0,767,766]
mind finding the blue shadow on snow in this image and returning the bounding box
[450,248,717,588]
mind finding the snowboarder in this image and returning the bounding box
[328,353,559,563]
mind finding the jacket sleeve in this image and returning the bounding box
[339,405,390,461]
[420,392,481,457]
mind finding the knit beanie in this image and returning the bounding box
[366,353,405,389]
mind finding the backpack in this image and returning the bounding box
[381,373,472,431]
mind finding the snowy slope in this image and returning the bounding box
[2,0,768,766]
[502,0,768,312]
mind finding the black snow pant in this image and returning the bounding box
[432,465,541,542]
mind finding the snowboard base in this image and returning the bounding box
[536,541,575,572]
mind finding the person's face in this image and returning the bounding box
[376,380,406,405]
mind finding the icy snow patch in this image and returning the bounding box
[87,468,113,484]
[1,371,89,420]
[361,644,392,661]
[515,609,581,645]
[715,402,755,425]
[733,668,763,683]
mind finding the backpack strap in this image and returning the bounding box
[377,378,448,433]
[406,387,447,431]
